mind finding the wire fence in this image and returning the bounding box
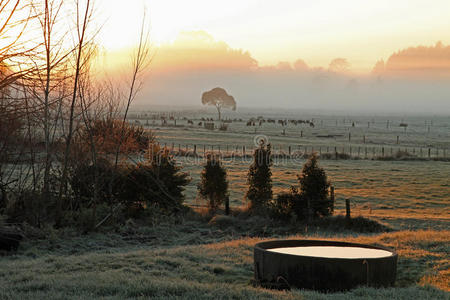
[156,142,449,161]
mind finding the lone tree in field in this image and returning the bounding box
[201,87,236,120]
[197,154,229,213]
[246,142,272,211]
[298,153,333,218]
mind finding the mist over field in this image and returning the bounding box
[134,32,450,114]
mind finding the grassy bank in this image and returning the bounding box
[0,219,448,299]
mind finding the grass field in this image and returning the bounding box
[0,224,448,299]
[137,109,450,152]
[183,159,450,231]
[1,158,448,299]
[1,110,449,299]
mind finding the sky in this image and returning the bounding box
[97,0,450,72]
[91,0,450,113]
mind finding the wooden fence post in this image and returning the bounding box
[345,198,351,220]
[225,196,230,215]
[330,186,335,206]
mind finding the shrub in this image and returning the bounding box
[69,158,125,209]
[271,191,294,220]
[79,118,155,156]
[271,187,308,220]
[4,188,58,227]
[69,146,190,222]
[271,153,333,221]
[123,146,190,215]
[297,153,333,218]
[245,142,272,211]
[197,154,229,213]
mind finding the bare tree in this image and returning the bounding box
[56,0,96,226]
[0,0,35,91]
[113,10,151,169]
[28,0,71,219]
[96,10,151,229]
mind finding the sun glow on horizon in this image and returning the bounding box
[95,0,450,72]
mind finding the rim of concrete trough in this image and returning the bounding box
[254,239,398,292]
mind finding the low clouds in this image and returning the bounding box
[328,58,350,73]
[374,42,450,78]
[138,33,450,114]
[152,31,257,72]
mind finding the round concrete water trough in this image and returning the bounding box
[254,239,397,291]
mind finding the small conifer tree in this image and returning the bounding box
[297,153,333,218]
[147,146,190,212]
[197,154,229,212]
[245,142,273,211]
[120,145,190,215]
